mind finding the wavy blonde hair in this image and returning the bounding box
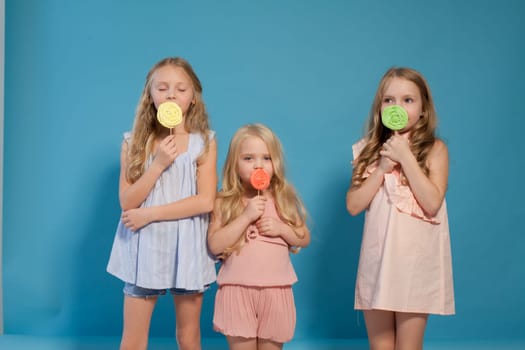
[351,67,438,187]
[219,124,307,258]
[126,57,211,183]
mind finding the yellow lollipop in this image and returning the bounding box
[157,102,183,131]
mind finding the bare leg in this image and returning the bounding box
[258,338,283,350]
[120,295,157,350]
[394,312,428,350]
[173,293,204,350]
[227,336,257,350]
[363,310,395,350]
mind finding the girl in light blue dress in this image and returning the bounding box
[107,57,217,350]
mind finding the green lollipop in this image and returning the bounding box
[382,105,408,131]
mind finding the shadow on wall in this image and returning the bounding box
[70,163,125,338]
[298,169,367,339]
[69,161,218,340]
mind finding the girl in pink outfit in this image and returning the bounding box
[346,67,455,350]
[208,123,310,350]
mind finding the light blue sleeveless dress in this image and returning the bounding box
[107,131,217,290]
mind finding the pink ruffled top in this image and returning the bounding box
[216,197,298,287]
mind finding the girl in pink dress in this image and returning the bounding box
[346,67,455,350]
[208,123,311,350]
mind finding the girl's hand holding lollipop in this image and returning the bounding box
[381,105,411,164]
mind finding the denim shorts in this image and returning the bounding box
[123,282,210,299]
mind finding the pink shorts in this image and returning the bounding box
[213,285,296,343]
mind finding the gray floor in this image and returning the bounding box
[0,336,524,350]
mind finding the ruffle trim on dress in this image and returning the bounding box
[353,138,439,224]
[383,171,440,224]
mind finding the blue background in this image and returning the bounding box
[3,0,525,342]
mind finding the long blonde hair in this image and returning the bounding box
[126,57,211,183]
[219,124,307,258]
[351,67,438,187]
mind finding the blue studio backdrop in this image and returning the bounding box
[3,0,525,342]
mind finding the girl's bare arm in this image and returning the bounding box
[346,155,396,216]
[119,140,165,210]
[398,139,448,216]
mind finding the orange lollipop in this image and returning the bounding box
[250,169,270,194]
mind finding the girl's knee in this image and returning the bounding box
[120,337,148,350]
[369,338,395,350]
[176,327,201,350]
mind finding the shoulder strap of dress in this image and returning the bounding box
[352,138,367,160]
[123,131,132,144]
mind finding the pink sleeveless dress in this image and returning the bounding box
[353,139,455,315]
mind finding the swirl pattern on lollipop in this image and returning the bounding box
[157,101,183,128]
[250,169,270,191]
[381,105,408,131]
